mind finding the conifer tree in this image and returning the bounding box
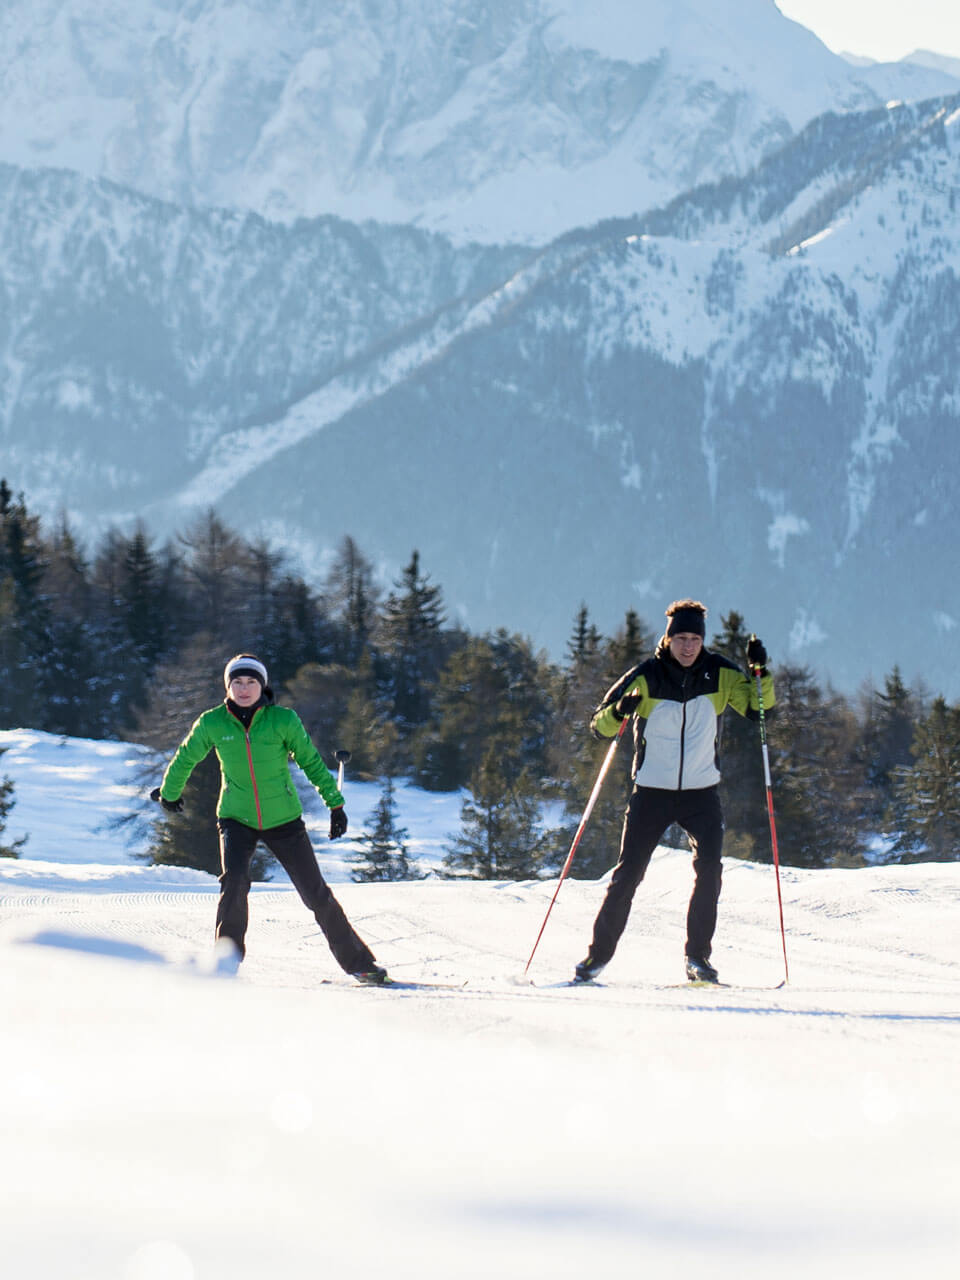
[332,655,399,780]
[565,603,600,672]
[548,608,640,879]
[323,535,380,664]
[412,631,553,791]
[764,663,867,867]
[890,697,960,862]
[859,667,926,824]
[0,746,27,857]
[378,550,446,737]
[0,481,50,727]
[178,510,248,642]
[443,748,549,880]
[352,777,424,882]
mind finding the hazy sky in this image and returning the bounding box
[776,1,960,62]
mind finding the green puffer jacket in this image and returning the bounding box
[159,702,344,830]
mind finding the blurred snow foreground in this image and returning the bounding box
[1,729,958,1280]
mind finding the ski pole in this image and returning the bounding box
[335,748,351,792]
[524,716,629,975]
[750,646,789,984]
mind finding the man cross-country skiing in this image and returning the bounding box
[151,653,388,984]
[574,600,774,985]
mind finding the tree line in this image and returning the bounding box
[1,478,957,875]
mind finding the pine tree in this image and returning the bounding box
[605,608,654,676]
[443,748,549,880]
[890,697,960,862]
[378,550,446,737]
[0,745,27,857]
[323,535,381,664]
[331,654,399,780]
[860,667,926,824]
[283,661,355,757]
[565,603,600,672]
[0,482,50,728]
[352,777,424,882]
[412,631,554,791]
[547,608,639,879]
[178,510,248,642]
[764,664,867,867]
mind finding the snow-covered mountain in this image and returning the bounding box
[2,3,960,697]
[4,90,959,694]
[0,0,955,243]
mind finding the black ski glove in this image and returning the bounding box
[150,786,184,813]
[614,692,641,720]
[328,806,348,840]
[746,635,768,670]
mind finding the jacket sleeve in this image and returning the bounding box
[284,712,345,809]
[590,672,647,739]
[722,665,776,720]
[160,713,215,801]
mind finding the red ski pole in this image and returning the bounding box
[524,717,629,975]
[751,652,789,984]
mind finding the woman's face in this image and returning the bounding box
[228,676,262,707]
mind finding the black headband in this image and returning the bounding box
[666,607,706,638]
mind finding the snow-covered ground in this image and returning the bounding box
[1,728,958,1280]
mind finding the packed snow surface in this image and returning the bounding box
[1,729,958,1279]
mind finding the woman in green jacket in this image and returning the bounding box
[152,653,387,984]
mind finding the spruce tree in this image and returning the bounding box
[860,667,926,824]
[443,748,549,880]
[323,535,381,664]
[0,746,27,857]
[0,482,50,728]
[890,697,960,862]
[412,631,553,791]
[764,664,867,867]
[378,550,446,737]
[352,777,424,881]
[178,510,248,642]
[547,608,640,879]
[331,654,398,780]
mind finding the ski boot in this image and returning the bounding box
[351,965,389,986]
[685,955,719,984]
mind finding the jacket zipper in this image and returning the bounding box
[229,706,263,828]
[677,673,689,791]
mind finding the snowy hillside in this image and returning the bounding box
[1,728,958,1279]
[0,0,954,243]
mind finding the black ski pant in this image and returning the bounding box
[216,817,377,973]
[586,785,724,968]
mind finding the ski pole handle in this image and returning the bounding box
[334,748,351,792]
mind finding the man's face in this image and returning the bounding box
[668,632,703,667]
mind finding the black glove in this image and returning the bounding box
[614,692,641,719]
[328,806,348,840]
[746,635,768,670]
[150,786,184,813]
